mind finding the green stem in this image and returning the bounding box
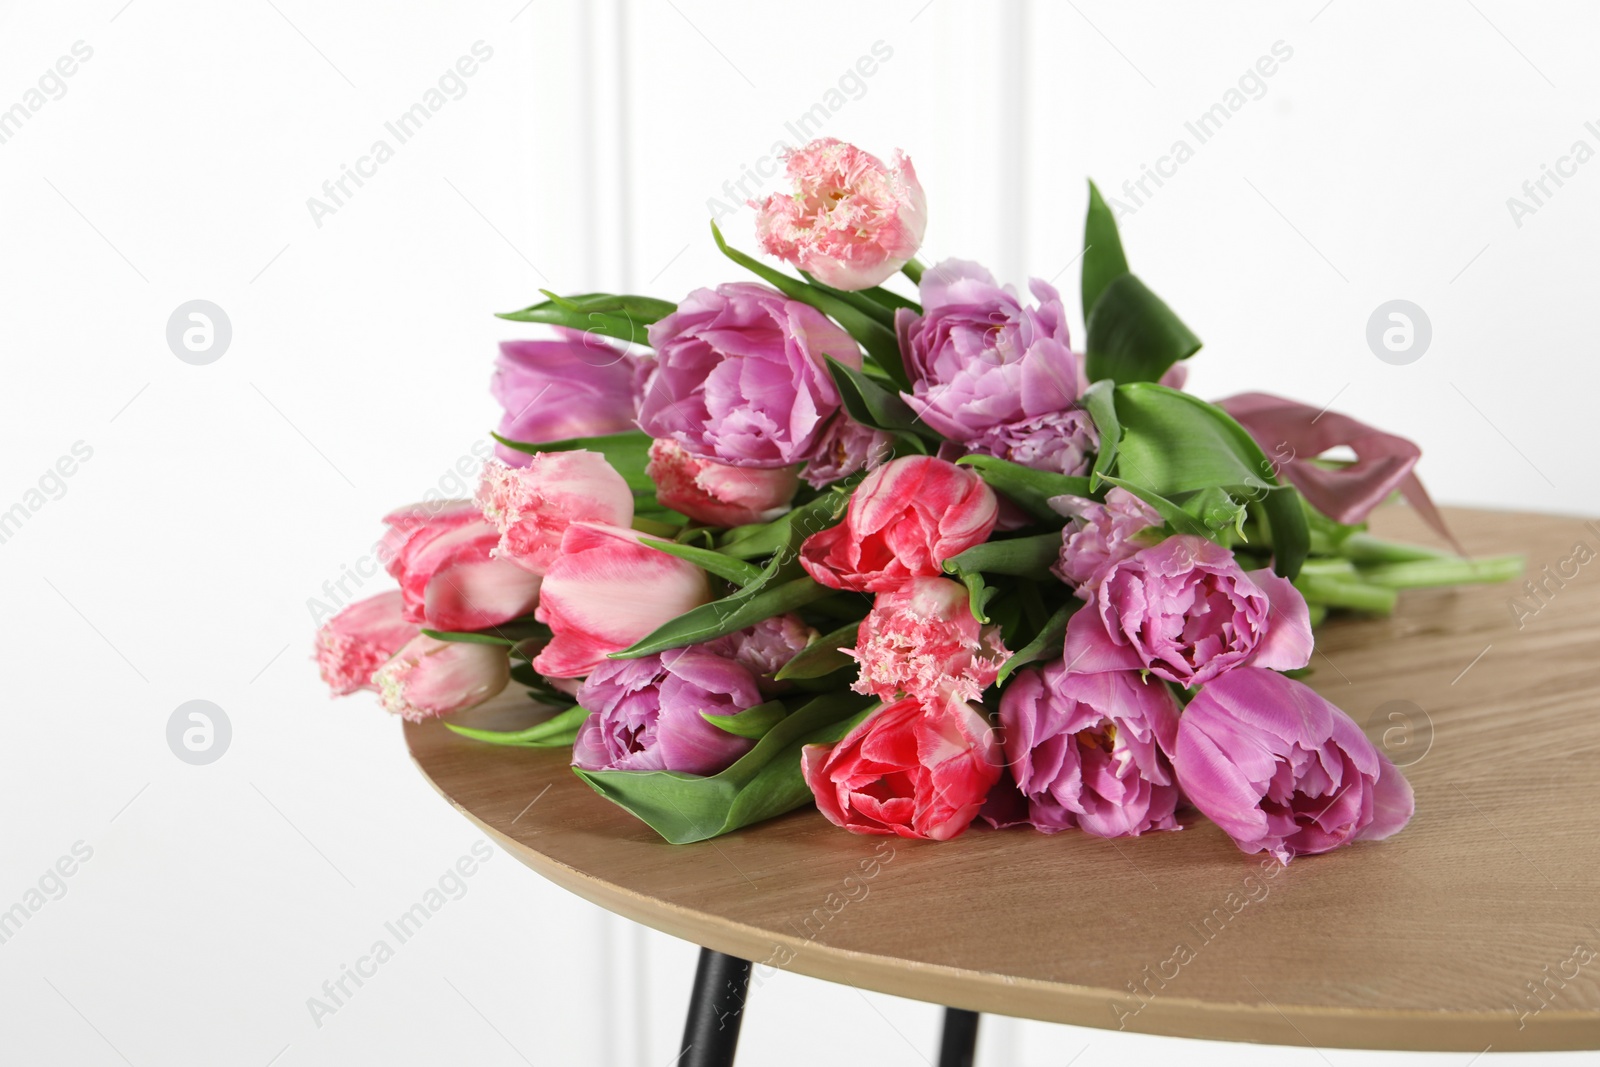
[1340,532,1455,564]
[631,516,680,537]
[1295,574,1398,615]
[1359,554,1525,589]
[900,257,926,286]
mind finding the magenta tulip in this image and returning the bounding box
[1051,488,1163,597]
[1173,667,1415,863]
[999,661,1182,837]
[802,415,893,489]
[638,283,862,468]
[491,332,641,465]
[1063,535,1313,688]
[897,259,1088,468]
[721,614,818,680]
[571,646,763,774]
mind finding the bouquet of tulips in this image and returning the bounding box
[318,138,1521,863]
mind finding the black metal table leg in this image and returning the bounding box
[678,947,751,1067]
[938,1007,980,1067]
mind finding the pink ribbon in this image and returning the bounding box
[1216,392,1459,552]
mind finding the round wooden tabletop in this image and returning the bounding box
[405,507,1600,1052]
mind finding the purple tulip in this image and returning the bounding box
[570,646,763,774]
[1062,535,1313,688]
[1051,488,1163,597]
[1173,667,1415,863]
[964,409,1098,477]
[999,660,1182,837]
[801,415,893,489]
[491,331,641,465]
[896,259,1087,465]
[638,283,862,468]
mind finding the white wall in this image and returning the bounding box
[0,1,1593,1065]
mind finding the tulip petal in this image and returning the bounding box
[1244,568,1314,673]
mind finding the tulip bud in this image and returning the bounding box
[491,332,641,465]
[314,590,419,696]
[374,634,511,722]
[1173,668,1414,863]
[646,438,799,528]
[380,500,542,632]
[799,456,998,593]
[476,451,634,574]
[850,577,1009,704]
[532,523,714,678]
[752,138,927,291]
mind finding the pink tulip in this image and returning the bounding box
[1216,392,1457,548]
[799,456,998,593]
[1173,667,1415,863]
[476,452,635,574]
[1063,535,1313,688]
[998,662,1182,837]
[646,438,799,528]
[373,634,511,722]
[314,590,420,696]
[850,577,1009,704]
[532,523,714,678]
[491,332,642,465]
[752,138,927,291]
[802,694,1002,840]
[380,501,543,632]
[1051,488,1163,597]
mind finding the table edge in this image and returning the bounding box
[407,740,1600,1052]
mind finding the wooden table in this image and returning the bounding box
[405,507,1600,1057]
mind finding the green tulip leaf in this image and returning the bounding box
[491,429,655,494]
[572,690,876,843]
[700,699,788,739]
[1081,180,1131,322]
[640,537,765,586]
[1106,383,1308,577]
[954,454,1091,520]
[824,357,939,448]
[773,621,861,681]
[612,575,835,659]
[945,532,1063,580]
[1085,273,1202,386]
[496,290,668,346]
[997,599,1078,684]
[446,703,589,747]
